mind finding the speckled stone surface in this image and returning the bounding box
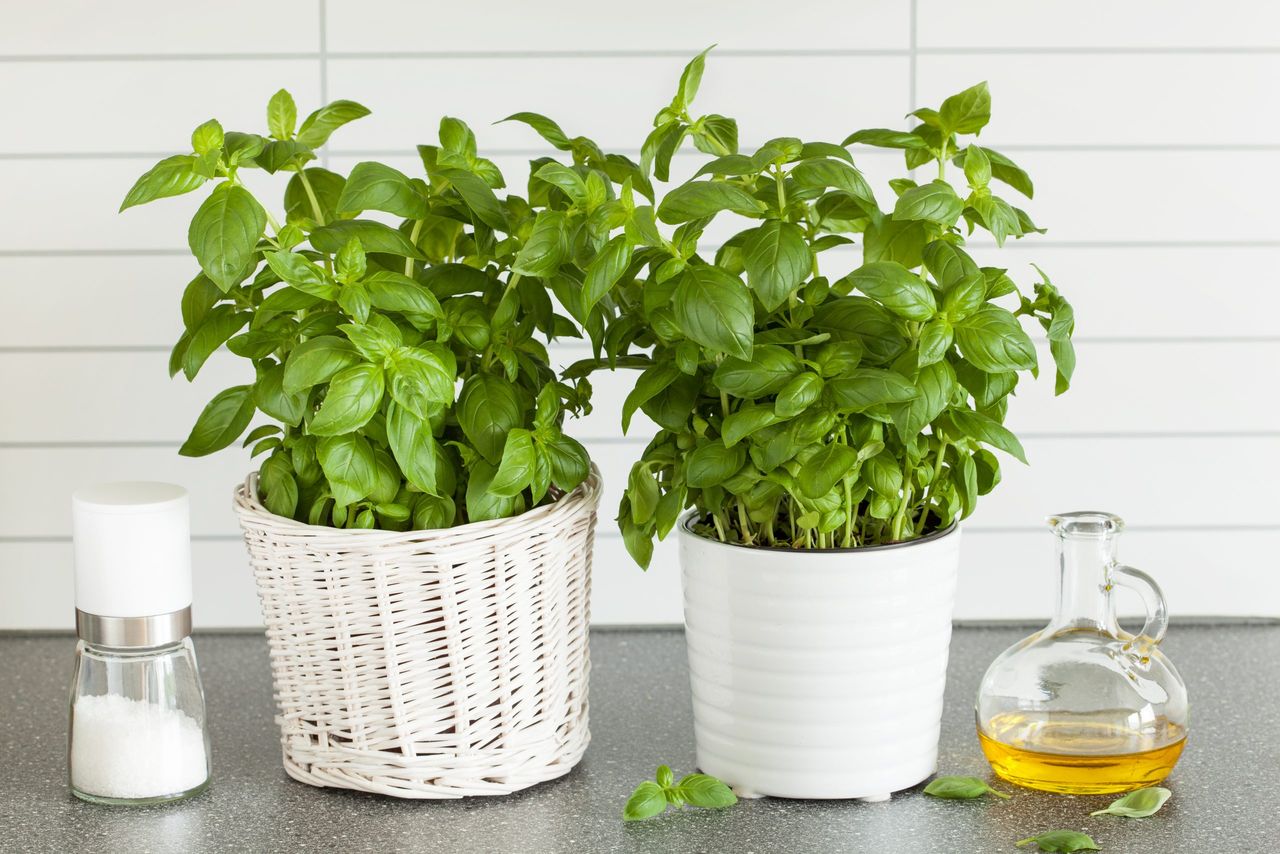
[1,623,1276,853]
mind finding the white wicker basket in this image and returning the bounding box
[233,466,600,798]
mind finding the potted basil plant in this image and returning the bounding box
[567,54,1076,799]
[119,90,627,798]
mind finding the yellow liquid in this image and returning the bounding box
[978,715,1186,795]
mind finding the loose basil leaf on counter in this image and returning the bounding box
[922,775,1011,800]
[1014,830,1100,852]
[1090,786,1171,818]
[622,765,737,821]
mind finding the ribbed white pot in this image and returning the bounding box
[679,516,961,800]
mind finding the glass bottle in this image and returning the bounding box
[68,481,211,805]
[69,627,211,805]
[974,511,1188,794]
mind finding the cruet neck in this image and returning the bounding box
[1046,511,1124,631]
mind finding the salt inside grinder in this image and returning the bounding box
[68,482,211,804]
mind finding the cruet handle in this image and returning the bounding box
[1110,563,1168,647]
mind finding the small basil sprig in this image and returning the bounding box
[1090,786,1171,818]
[1015,830,1100,852]
[623,765,737,821]
[923,775,1011,800]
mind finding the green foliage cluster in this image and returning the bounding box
[121,91,637,528]
[550,50,1076,564]
[622,764,737,821]
[127,50,1074,548]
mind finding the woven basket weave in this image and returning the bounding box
[233,466,600,798]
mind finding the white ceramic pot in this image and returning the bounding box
[678,516,961,800]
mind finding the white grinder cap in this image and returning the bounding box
[72,482,192,618]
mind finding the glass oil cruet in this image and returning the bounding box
[975,511,1188,794]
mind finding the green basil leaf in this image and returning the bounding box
[264,250,339,300]
[534,161,588,204]
[309,363,384,436]
[922,775,1010,800]
[954,305,1038,373]
[438,167,507,231]
[282,336,362,394]
[963,143,992,188]
[513,210,568,278]
[797,444,860,499]
[741,220,811,311]
[187,183,266,292]
[939,81,991,135]
[582,235,632,316]
[365,271,443,316]
[457,373,523,463]
[1090,786,1171,818]
[657,181,766,224]
[545,433,590,491]
[673,266,754,359]
[917,317,954,367]
[842,128,931,150]
[296,99,371,148]
[490,428,536,497]
[863,218,927,268]
[712,345,800,397]
[891,359,954,438]
[675,773,737,809]
[266,88,297,140]
[499,111,573,150]
[893,180,963,226]
[623,781,668,822]
[721,404,782,447]
[465,460,519,522]
[386,402,439,495]
[628,463,661,524]
[948,408,1028,464]
[181,304,250,380]
[310,219,425,259]
[258,451,298,518]
[120,155,207,211]
[255,140,315,174]
[622,364,681,433]
[811,297,907,366]
[685,441,746,488]
[845,261,936,321]
[253,363,308,426]
[179,385,255,457]
[677,46,712,108]
[1014,831,1099,853]
[316,433,377,507]
[774,372,824,418]
[387,345,454,419]
[828,368,918,411]
[790,158,877,210]
[337,161,428,219]
[191,119,224,156]
[956,146,1034,198]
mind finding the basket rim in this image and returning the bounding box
[234,462,601,546]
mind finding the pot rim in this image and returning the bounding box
[233,463,601,545]
[677,509,959,554]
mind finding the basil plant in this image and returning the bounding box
[119,90,646,530]
[562,52,1076,565]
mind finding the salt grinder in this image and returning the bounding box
[68,482,211,804]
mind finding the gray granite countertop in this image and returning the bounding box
[2,623,1276,853]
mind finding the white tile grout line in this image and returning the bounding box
[4,143,1280,160]
[2,432,1278,451]
[3,47,1280,62]
[318,0,330,169]
[908,0,918,112]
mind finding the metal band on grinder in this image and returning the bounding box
[75,606,192,648]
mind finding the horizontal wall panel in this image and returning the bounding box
[957,529,1280,619]
[0,1,320,56]
[916,1,1280,49]
[4,525,1272,630]
[3,255,192,347]
[0,61,321,154]
[962,245,1280,339]
[327,55,910,153]
[327,0,910,52]
[2,437,1269,542]
[10,340,1272,443]
[559,340,1278,440]
[916,54,1280,145]
[0,540,261,631]
[0,160,291,252]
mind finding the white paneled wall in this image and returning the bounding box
[3,1,1278,629]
